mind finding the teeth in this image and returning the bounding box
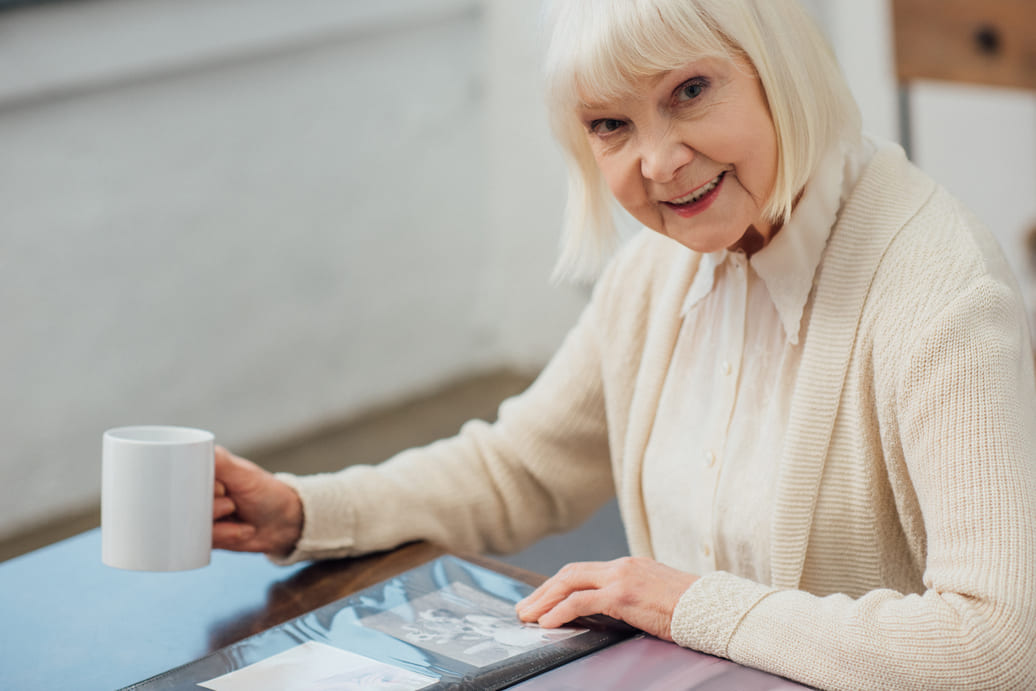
[671,171,724,204]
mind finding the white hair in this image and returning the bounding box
[543,0,862,282]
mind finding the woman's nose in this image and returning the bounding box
[639,134,694,183]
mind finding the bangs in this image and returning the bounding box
[545,0,736,111]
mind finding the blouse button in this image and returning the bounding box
[702,542,712,558]
[721,360,733,376]
[704,450,717,468]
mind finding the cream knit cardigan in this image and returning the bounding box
[280,146,1036,689]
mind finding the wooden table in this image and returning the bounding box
[0,529,543,690]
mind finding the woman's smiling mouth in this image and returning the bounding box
[663,170,727,217]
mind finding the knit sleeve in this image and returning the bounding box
[673,276,1036,690]
[270,274,630,565]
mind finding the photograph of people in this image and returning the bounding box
[361,581,582,668]
[209,1,1036,689]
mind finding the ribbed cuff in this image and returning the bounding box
[266,470,360,565]
[670,571,776,657]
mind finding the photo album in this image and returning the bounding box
[121,555,634,690]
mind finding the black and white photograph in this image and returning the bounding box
[361,581,584,668]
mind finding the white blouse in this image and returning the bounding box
[642,137,875,583]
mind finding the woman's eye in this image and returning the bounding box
[677,79,707,102]
[589,118,625,135]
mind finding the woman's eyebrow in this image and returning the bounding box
[576,84,653,112]
[576,99,615,113]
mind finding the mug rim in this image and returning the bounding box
[104,425,214,445]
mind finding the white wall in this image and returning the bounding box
[476,1,587,361]
[0,0,582,540]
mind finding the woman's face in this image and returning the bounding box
[578,57,779,253]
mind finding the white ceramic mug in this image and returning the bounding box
[102,425,215,571]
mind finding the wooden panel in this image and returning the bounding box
[892,0,1036,90]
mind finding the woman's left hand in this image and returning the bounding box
[515,557,698,642]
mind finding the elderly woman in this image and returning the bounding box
[211,1,1036,688]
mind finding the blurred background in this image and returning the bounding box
[1,0,1033,573]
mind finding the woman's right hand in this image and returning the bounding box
[211,446,303,557]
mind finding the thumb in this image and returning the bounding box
[214,445,261,489]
